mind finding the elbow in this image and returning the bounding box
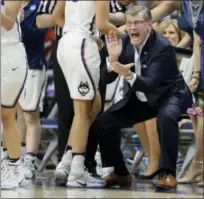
[52,12,61,25]
[168,1,181,12]
[138,85,155,93]
[52,15,61,26]
[36,17,44,29]
[96,21,108,34]
[4,26,12,31]
[4,22,15,31]
[163,1,176,10]
[133,78,156,93]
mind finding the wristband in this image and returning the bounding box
[124,71,133,80]
[192,76,200,80]
[192,70,200,73]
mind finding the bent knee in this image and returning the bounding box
[158,110,181,123]
[1,107,16,127]
[24,111,40,125]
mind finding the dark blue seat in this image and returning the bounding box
[40,119,58,129]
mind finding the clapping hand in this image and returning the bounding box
[105,30,122,62]
[110,62,134,76]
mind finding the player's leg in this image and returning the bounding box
[56,35,104,187]
[16,104,27,155]
[18,66,46,179]
[1,44,28,189]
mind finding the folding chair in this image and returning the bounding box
[121,126,146,175]
[38,119,58,172]
[178,122,195,179]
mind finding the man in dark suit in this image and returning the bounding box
[90,5,192,190]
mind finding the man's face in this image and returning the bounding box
[126,13,151,48]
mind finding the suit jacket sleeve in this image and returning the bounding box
[131,45,174,93]
[101,36,128,84]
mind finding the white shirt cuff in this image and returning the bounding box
[106,57,113,72]
[126,73,137,86]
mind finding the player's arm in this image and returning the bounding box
[95,1,124,36]
[109,12,125,26]
[36,14,55,29]
[1,1,22,31]
[151,1,181,23]
[176,33,192,48]
[52,1,65,28]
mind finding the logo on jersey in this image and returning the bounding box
[30,5,37,11]
[78,81,90,96]
[12,66,20,71]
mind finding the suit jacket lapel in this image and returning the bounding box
[126,43,135,71]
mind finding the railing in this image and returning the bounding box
[174,47,193,58]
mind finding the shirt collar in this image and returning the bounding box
[134,32,150,55]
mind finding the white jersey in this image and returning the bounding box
[63,1,98,37]
[1,1,22,45]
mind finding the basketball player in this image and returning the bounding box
[17,0,47,179]
[55,1,122,187]
[1,0,28,189]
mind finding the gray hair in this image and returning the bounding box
[125,5,152,21]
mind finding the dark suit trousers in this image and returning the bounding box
[90,92,190,176]
[52,38,106,168]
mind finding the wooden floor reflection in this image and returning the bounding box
[1,171,203,198]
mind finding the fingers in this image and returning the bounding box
[96,39,104,50]
[110,62,134,76]
[126,63,135,69]
[114,62,134,69]
[111,62,118,70]
[106,30,119,43]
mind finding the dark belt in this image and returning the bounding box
[56,35,62,41]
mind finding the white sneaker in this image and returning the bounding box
[67,170,105,188]
[67,156,105,188]
[1,150,8,162]
[1,161,30,190]
[1,158,8,183]
[54,150,72,185]
[23,155,36,179]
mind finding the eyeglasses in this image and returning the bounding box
[126,20,146,27]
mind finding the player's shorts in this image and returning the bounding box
[57,32,100,100]
[1,43,28,108]
[19,65,47,112]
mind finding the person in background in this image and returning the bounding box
[36,2,104,179]
[53,0,126,188]
[17,0,48,179]
[1,0,29,189]
[159,18,193,127]
[151,0,204,187]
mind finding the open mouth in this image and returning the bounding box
[131,33,140,39]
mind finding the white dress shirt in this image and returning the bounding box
[125,34,150,102]
[106,33,150,102]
